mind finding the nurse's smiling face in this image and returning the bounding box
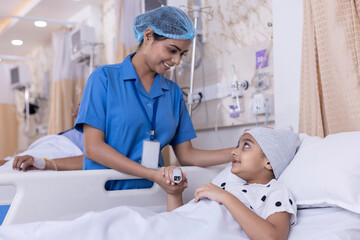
[143,29,191,75]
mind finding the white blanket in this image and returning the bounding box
[0,199,250,240]
[1,135,82,171]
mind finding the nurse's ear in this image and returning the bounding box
[143,28,154,45]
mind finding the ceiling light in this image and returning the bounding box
[34,21,47,28]
[11,40,23,46]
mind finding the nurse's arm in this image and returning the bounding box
[172,140,233,167]
[83,124,186,194]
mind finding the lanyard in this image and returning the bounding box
[131,81,159,141]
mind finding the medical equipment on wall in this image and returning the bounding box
[250,93,273,126]
[252,22,273,91]
[229,65,249,118]
[69,24,102,75]
[10,64,31,90]
[9,64,32,134]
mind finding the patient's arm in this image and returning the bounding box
[49,155,83,171]
[167,193,183,211]
[195,183,291,240]
[12,155,83,171]
[162,167,187,211]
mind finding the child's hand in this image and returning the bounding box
[195,183,227,204]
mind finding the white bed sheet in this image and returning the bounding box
[1,204,359,240]
[289,207,360,240]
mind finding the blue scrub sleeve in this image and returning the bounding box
[169,94,197,146]
[75,67,108,133]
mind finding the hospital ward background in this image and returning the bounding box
[0,0,360,239]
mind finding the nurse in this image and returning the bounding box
[75,6,233,193]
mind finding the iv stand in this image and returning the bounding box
[186,5,213,117]
[188,6,199,117]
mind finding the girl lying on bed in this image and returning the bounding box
[0,127,300,240]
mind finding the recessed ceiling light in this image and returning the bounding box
[34,21,47,28]
[11,40,23,46]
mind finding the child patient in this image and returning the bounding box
[166,126,300,240]
[0,127,300,240]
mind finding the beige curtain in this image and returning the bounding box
[113,0,141,63]
[0,64,18,158]
[299,0,360,137]
[47,28,85,135]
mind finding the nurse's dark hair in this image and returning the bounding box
[137,32,167,50]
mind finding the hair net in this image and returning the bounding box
[132,6,195,43]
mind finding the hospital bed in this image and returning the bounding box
[1,131,360,239]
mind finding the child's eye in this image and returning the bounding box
[243,143,250,149]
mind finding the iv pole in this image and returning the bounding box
[188,6,199,117]
[186,4,213,117]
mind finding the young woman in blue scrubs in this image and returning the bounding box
[75,6,233,193]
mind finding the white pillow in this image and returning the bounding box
[279,131,360,213]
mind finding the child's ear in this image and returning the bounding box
[264,161,273,171]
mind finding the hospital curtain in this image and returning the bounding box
[299,0,360,137]
[0,64,18,159]
[113,0,141,63]
[47,28,85,135]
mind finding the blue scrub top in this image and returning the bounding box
[75,53,196,190]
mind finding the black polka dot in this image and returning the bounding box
[221,182,226,187]
[275,201,282,207]
[267,184,271,187]
[242,189,247,193]
[250,206,253,209]
[289,199,293,205]
[261,195,266,202]
[222,187,226,190]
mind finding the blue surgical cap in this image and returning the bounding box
[132,6,195,43]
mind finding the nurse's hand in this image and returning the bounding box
[156,167,188,194]
[160,166,184,185]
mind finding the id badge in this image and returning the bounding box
[141,140,160,169]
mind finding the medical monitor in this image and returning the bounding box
[10,64,31,90]
[70,24,97,61]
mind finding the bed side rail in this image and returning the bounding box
[0,165,224,225]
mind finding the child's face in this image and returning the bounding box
[231,133,271,183]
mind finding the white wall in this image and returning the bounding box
[272,0,303,132]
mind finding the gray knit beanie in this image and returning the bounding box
[244,126,300,179]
